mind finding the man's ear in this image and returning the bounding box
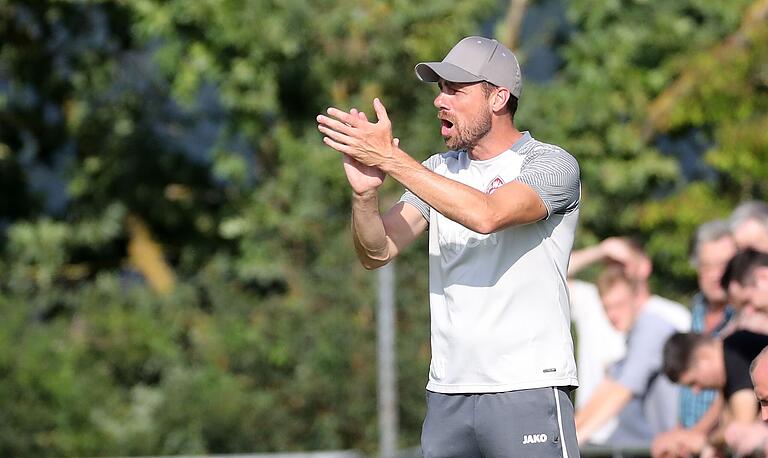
[634,256,651,281]
[756,266,768,285]
[490,87,511,113]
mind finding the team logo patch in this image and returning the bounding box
[522,433,548,445]
[485,176,504,194]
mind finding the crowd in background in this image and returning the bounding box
[568,201,768,457]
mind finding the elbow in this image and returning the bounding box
[472,212,505,235]
[358,254,391,271]
[473,222,497,235]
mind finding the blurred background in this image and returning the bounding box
[1,0,767,456]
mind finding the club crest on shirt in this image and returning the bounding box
[486,176,505,194]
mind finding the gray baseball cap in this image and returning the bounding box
[414,36,522,98]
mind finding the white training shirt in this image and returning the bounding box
[400,132,581,393]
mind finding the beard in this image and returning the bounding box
[442,107,492,151]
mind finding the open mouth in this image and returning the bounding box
[440,119,454,136]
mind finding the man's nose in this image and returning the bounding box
[434,91,447,109]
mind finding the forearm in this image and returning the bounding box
[575,380,632,444]
[568,245,606,277]
[692,393,723,434]
[351,191,391,269]
[729,390,759,423]
[381,149,539,234]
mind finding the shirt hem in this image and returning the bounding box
[426,376,579,394]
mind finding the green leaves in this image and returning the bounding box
[3,0,767,454]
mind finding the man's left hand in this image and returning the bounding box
[317,98,397,169]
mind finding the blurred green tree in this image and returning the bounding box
[2,0,768,455]
[0,0,494,455]
[518,0,767,295]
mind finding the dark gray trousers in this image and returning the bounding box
[421,387,580,458]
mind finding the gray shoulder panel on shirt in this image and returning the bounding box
[515,141,581,217]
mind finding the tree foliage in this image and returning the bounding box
[1,0,767,456]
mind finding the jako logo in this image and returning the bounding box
[522,433,548,445]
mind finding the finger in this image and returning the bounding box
[326,107,361,127]
[318,124,355,146]
[349,108,367,125]
[322,136,353,155]
[392,137,400,147]
[373,98,390,124]
[317,114,356,137]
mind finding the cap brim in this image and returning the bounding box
[414,62,483,84]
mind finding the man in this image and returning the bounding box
[719,253,768,456]
[317,36,581,457]
[752,346,768,422]
[720,347,768,457]
[568,237,690,445]
[572,255,688,448]
[730,200,768,252]
[745,250,768,312]
[651,221,736,456]
[719,249,768,337]
[659,330,768,456]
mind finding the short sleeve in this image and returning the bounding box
[721,331,768,399]
[398,154,444,223]
[613,315,676,395]
[515,146,580,217]
[723,346,752,400]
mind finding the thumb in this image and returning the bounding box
[373,98,390,125]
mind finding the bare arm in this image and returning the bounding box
[352,191,427,270]
[318,99,547,235]
[384,154,546,234]
[692,392,724,434]
[575,378,633,444]
[568,244,608,277]
[729,389,759,422]
[569,237,642,277]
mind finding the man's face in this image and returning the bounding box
[697,236,737,304]
[678,343,726,392]
[434,80,493,151]
[728,280,750,311]
[745,267,768,312]
[751,356,768,422]
[600,281,638,333]
[733,218,768,252]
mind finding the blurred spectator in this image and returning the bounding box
[571,238,690,447]
[721,347,768,456]
[653,221,737,457]
[730,200,768,252]
[569,238,691,443]
[721,250,768,456]
[720,249,768,337]
[681,221,736,424]
[721,248,762,313]
[659,330,768,457]
[751,346,768,422]
[744,250,768,313]
[568,239,628,443]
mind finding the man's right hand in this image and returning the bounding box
[342,154,385,195]
[340,108,398,195]
[599,237,639,267]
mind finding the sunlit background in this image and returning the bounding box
[1,0,767,456]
